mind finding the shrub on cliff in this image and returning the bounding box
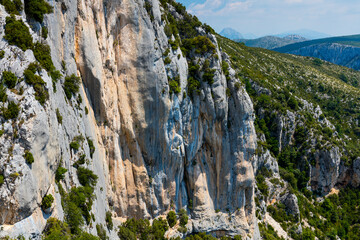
[33,42,54,72]
[55,166,67,182]
[2,71,17,89]
[167,211,177,228]
[24,0,53,22]
[0,84,7,103]
[24,150,34,164]
[4,15,33,51]
[105,211,113,230]
[24,63,49,105]
[3,101,20,120]
[87,138,95,158]
[179,209,188,227]
[64,74,81,100]
[1,0,23,14]
[77,167,98,188]
[41,194,54,210]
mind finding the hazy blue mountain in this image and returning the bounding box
[275,29,331,39]
[236,35,306,49]
[242,33,258,39]
[219,28,243,40]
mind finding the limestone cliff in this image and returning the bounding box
[1,0,360,239]
[0,0,258,239]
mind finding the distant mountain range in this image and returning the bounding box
[274,29,332,40]
[219,28,243,40]
[236,35,307,50]
[219,28,331,40]
[274,34,360,70]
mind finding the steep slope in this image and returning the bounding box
[218,35,360,239]
[237,35,306,50]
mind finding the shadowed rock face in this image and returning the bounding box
[0,0,258,238]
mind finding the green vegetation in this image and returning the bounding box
[293,188,360,240]
[32,42,62,86]
[2,71,17,89]
[70,141,80,151]
[0,83,8,103]
[56,166,98,234]
[0,174,4,186]
[33,42,53,71]
[0,0,23,15]
[0,50,5,59]
[3,101,20,120]
[41,194,54,210]
[24,150,34,164]
[87,137,95,158]
[217,34,360,239]
[167,211,177,228]
[179,208,188,227]
[105,211,113,230]
[118,217,169,240]
[41,26,48,39]
[76,167,98,188]
[24,0,53,23]
[56,108,63,124]
[64,74,81,100]
[4,15,33,51]
[182,36,216,56]
[55,166,67,182]
[24,62,49,105]
[42,217,99,240]
[169,76,181,95]
[158,0,217,99]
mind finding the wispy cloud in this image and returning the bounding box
[188,0,253,16]
[178,0,360,37]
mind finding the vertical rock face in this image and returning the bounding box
[0,0,258,238]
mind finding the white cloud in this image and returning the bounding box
[188,0,253,16]
[180,0,360,36]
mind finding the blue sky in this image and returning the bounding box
[176,0,360,37]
